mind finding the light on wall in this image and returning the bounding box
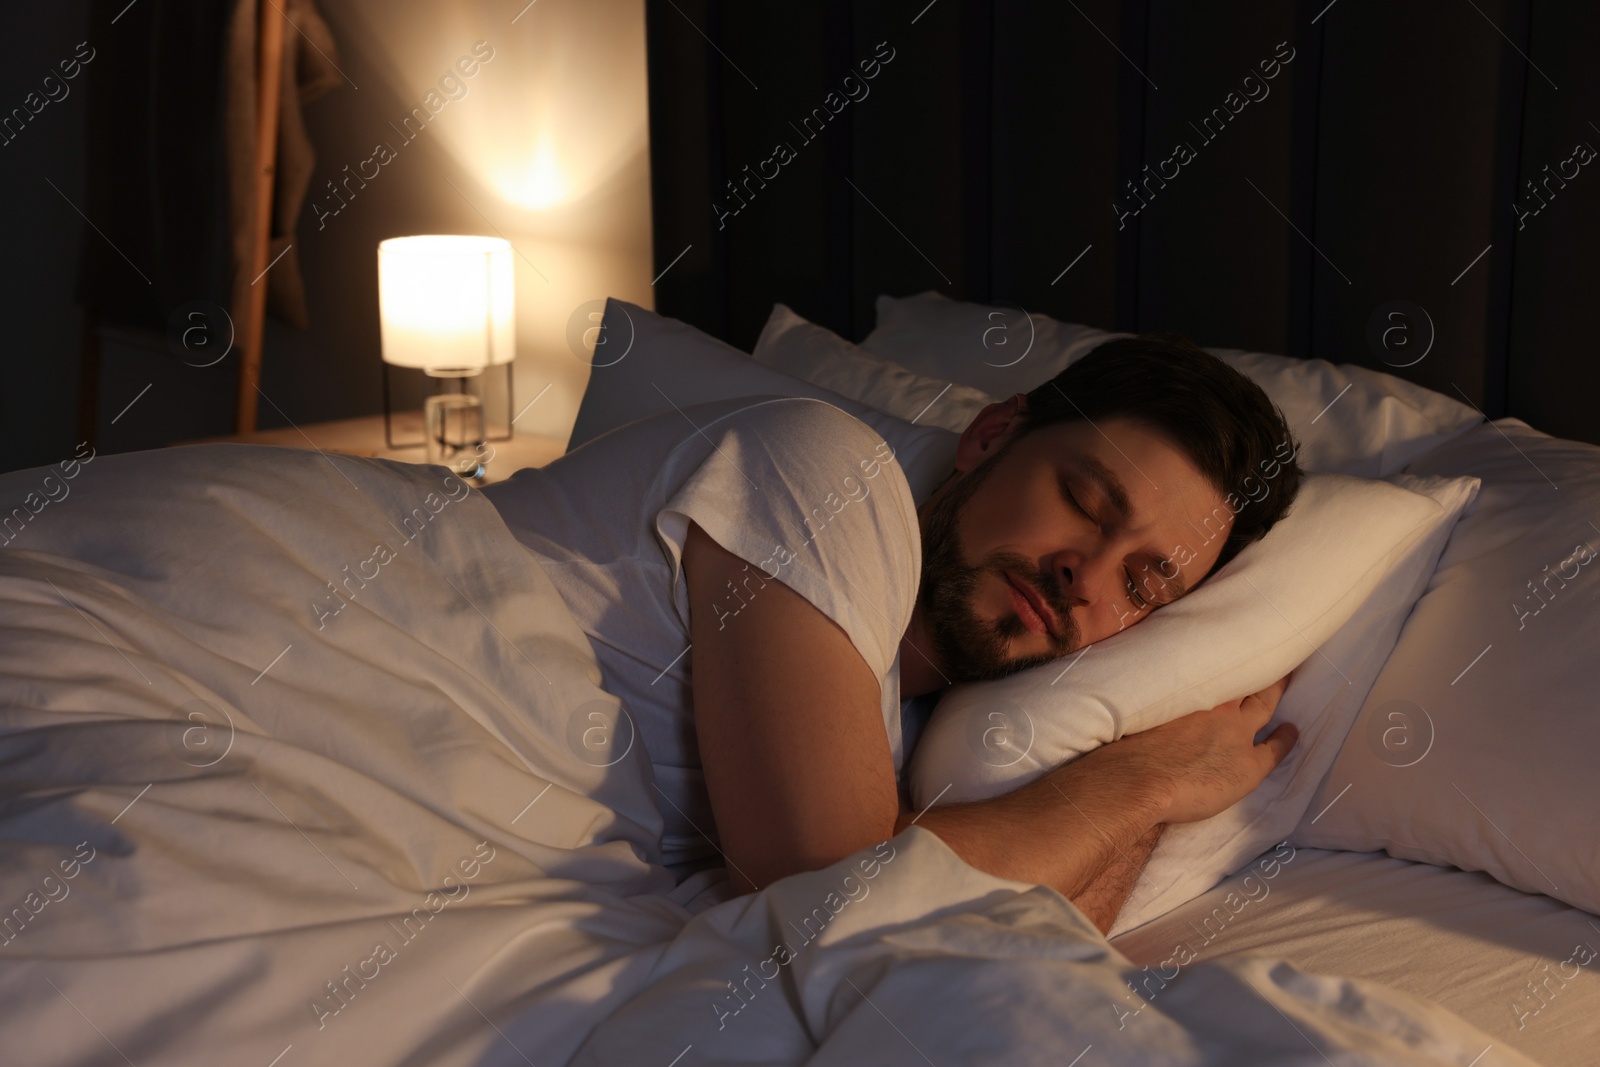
[502,135,569,210]
[377,235,516,475]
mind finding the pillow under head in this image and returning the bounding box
[905,470,1477,935]
[908,472,1474,806]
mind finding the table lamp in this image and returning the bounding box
[377,235,516,478]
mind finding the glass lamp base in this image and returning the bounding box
[424,393,488,481]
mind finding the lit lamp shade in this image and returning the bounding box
[378,235,515,376]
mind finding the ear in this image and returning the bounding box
[954,393,1029,473]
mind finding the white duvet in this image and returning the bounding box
[0,444,1538,1065]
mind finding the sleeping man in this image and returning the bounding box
[483,334,1303,932]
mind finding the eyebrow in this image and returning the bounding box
[1075,455,1187,605]
[1077,454,1132,522]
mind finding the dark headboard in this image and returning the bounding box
[643,0,1599,445]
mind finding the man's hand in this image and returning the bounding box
[1090,675,1298,825]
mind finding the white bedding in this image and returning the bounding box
[1113,848,1600,1067]
[0,444,1541,1065]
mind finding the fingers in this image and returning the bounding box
[1256,721,1299,769]
[1240,674,1291,725]
[1238,690,1272,724]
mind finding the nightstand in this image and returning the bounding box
[189,412,566,483]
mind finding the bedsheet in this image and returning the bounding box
[0,444,1543,1065]
[1113,848,1600,1067]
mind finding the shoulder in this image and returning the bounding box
[659,396,923,680]
[670,396,918,529]
[692,396,919,551]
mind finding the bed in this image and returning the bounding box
[1115,848,1600,1067]
[3,286,1597,1065]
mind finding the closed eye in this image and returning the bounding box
[1125,568,1150,611]
[1064,475,1163,614]
[1060,478,1100,533]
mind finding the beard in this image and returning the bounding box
[917,441,1080,683]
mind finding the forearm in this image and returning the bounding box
[1070,822,1164,934]
[894,746,1169,904]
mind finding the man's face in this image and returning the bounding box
[917,409,1230,683]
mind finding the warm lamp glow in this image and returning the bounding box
[378,235,515,375]
[501,136,570,210]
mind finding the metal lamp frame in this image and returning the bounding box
[380,360,515,450]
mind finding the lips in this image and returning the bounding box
[1005,572,1059,640]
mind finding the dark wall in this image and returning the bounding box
[0,0,384,472]
[646,0,1600,444]
[0,3,93,472]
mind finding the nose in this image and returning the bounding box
[1052,548,1118,612]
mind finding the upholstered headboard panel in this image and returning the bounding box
[643,0,1598,444]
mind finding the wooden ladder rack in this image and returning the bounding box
[233,0,286,434]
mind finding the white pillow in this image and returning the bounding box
[908,471,1476,809]
[862,291,1482,478]
[568,299,958,502]
[1205,347,1482,478]
[1109,474,1478,935]
[1293,420,1600,915]
[862,290,1114,398]
[751,304,996,433]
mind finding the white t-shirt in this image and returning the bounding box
[482,396,923,871]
